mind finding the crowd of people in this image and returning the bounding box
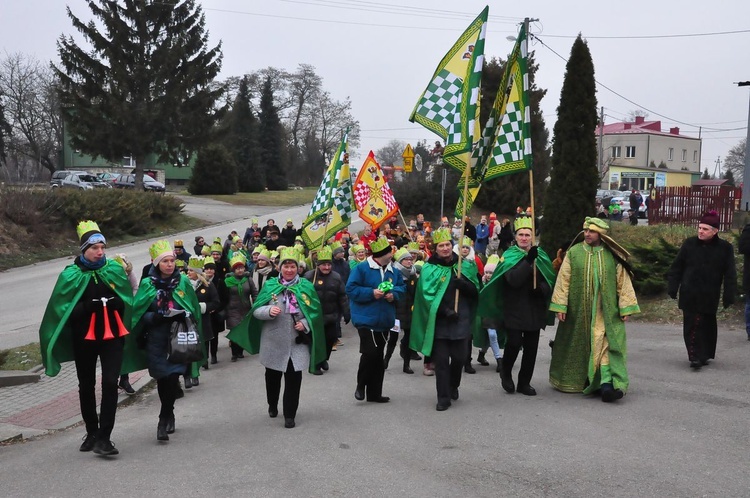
[39,207,741,457]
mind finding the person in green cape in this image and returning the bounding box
[39,220,133,456]
[548,217,640,402]
[131,239,203,441]
[478,217,556,396]
[227,247,325,429]
[410,228,481,411]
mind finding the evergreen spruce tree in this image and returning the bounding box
[0,97,10,165]
[702,168,711,179]
[258,76,287,190]
[723,168,736,186]
[55,0,223,188]
[188,144,237,195]
[541,35,599,256]
[225,77,264,192]
[476,53,551,216]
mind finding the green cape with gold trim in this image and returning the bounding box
[39,259,134,377]
[409,256,481,356]
[226,277,326,374]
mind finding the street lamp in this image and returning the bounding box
[737,81,750,210]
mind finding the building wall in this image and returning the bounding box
[609,166,696,190]
[598,133,701,174]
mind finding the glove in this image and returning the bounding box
[295,330,311,345]
[526,246,538,261]
[445,309,459,321]
[343,314,351,325]
[668,291,677,300]
[455,277,475,294]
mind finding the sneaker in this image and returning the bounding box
[423,363,435,376]
[79,433,97,452]
[118,379,135,395]
[93,439,119,456]
[331,344,337,351]
[335,339,344,346]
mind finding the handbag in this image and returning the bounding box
[168,312,203,364]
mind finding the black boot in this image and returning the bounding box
[403,358,414,374]
[157,420,169,441]
[477,351,489,366]
[464,361,476,374]
[496,357,503,373]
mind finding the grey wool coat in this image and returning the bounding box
[253,293,311,372]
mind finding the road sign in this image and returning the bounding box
[403,144,415,172]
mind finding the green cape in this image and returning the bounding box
[39,259,134,377]
[130,273,204,376]
[226,277,326,374]
[478,245,557,328]
[409,256,481,356]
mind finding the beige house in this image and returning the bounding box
[596,116,702,190]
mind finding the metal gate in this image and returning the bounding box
[648,186,740,232]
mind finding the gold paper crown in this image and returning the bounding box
[149,240,173,261]
[174,239,184,248]
[188,255,204,270]
[432,228,452,244]
[370,236,390,254]
[229,253,247,268]
[316,246,333,262]
[514,217,533,231]
[279,247,299,264]
[210,243,223,254]
[407,241,420,252]
[76,220,101,240]
[394,247,412,262]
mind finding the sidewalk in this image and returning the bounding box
[0,362,150,443]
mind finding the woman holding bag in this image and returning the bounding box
[132,240,203,442]
[227,247,325,429]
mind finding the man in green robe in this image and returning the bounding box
[548,217,640,402]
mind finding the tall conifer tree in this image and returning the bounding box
[55,0,223,188]
[0,97,10,165]
[258,76,287,190]
[541,35,599,256]
[225,77,264,192]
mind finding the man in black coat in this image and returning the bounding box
[738,220,750,341]
[667,211,737,368]
[304,247,351,375]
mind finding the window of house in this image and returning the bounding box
[693,150,698,162]
[668,148,674,161]
[611,146,621,158]
[681,149,687,162]
[626,146,636,158]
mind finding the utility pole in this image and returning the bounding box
[599,106,606,189]
[714,156,721,179]
[737,81,750,210]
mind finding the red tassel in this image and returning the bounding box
[102,303,114,340]
[84,313,97,340]
[113,310,129,337]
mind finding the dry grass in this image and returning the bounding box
[0,343,42,371]
[187,187,317,207]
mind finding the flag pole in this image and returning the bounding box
[455,160,471,311]
[529,169,538,288]
[398,210,414,242]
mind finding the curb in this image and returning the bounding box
[0,364,43,388]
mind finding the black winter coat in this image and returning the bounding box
[738,223,750,293]
[304,269,351,325]
[194,279,221,341]
[502,258,551,331]
[667,235,737,314]
[394,267,417,329]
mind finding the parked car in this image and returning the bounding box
[50,170,87,188]
[52,171,112,190]
[96,172,119,184]
[113,173,166,192]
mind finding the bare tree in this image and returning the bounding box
[0,52,62,179]
[724,138,746,182]
[376,139,407,167]
[626,109,650,122]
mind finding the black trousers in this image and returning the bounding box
[323,322,338,362]
[265,359,303,419]
[157,373,181,421]
[503,328,540,388]
[432,338,468,405]
[207,336,218,359]
[72,336,124,440]
[683,311,718,362]
[356,327,387,400]
[399,328,413,359]
[230,340,244,358]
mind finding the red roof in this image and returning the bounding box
[596,119,696,139]
[692,179,728,186]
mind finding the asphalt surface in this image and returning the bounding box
[1,197,748,496]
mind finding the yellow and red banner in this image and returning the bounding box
[353,151,399,229]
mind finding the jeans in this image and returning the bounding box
[486,328,502,359]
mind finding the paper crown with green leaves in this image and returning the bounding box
[279,247,300,264]
[351,243,365,254]
[394,247,412,262]
[432,227,452,244]
[269,250,279,260]
[257,249,271,261]
[486,254,501,267]
[252,244,266,255]
[175,259,185,268]
[201,245,211,256]
[149,239,173,261]
[76,220,101,241]
[514,217,533,231]
[460,236,472,247]
[370,236,391,256]
[316,246,333,262]
[210,243,223,254]
[213,236,222,244]
[229,252,247,269]
[188,255,204,271]
[330,240,343,252]
[406,241,420,252]
[251,218,259,225]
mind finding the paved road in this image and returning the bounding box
[1,321,749,497]
[0,195,362,350]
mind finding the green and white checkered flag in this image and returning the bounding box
[301,130,352,248]
[409,6,488,174]
[479,23,532,180]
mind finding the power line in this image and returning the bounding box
[537,28,750,40]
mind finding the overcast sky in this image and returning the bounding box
[1,0,748,175]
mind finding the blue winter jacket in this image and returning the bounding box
[475,222,490,254]
[346,257,405,331]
